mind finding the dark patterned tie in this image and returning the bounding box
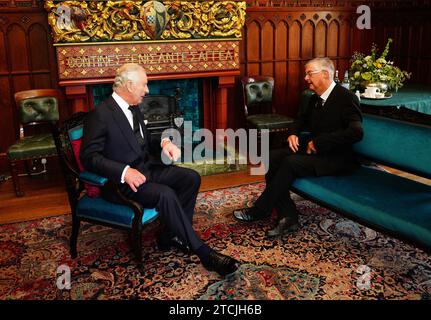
[128,105,145,147]
[315,96,324,109]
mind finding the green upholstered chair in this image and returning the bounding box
[241,76,294,134]
[56,112,159,263]
[7,89,62,197]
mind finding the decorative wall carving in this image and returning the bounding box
[44,1,246,43]
[243,0,431,7]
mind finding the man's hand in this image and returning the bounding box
[287,135,300,153]
[306,140,317,154]
[162,141,181,162]
[124,167,146,192]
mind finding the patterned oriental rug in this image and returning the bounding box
[0,183,430,300]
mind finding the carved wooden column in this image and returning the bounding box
[216,76,236,130]
[64,85,89,113]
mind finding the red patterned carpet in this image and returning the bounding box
[0,183,430,300]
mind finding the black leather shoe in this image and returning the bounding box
[202,251,239,276]
[266,217,299,237]
[156,236,191,254]
[233,207,270,222]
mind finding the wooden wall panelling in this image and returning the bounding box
[0,26,14,162]
[274,20,288,115]
[7,24,28,72]
[245,21,261,76]
[287,21,301,117]
[338,19,350,76]
[0,3,60,173]
[260,20,275,77]
[326,21,338,65]
[238,2,431,125]
[301,21,314,60]
[363,6,431,86]
[240,6,357,121]
[421,22,431,85]
[314,20,327,59]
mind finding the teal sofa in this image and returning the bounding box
[291,113,431,250]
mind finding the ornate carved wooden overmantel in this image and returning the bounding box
[44,0,246,131]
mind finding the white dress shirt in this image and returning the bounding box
[112,92,146,183]
[319,81,336,106]
[112,92,146,135]
[111,92,169,183]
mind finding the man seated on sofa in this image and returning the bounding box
[81,63,239,276]
[233,57,364,237]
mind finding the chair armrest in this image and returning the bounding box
[78,171,146,228]
[79,171,108,186]
[102,180,145,228]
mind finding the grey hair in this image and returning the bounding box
[112,63,145,90]
[305,57,335,80]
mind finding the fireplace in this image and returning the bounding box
[45,0,246,174]
[45,0,245,134]
[89,78,247,174]
[91,78,203,141]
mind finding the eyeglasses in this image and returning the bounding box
[305,70,322,77]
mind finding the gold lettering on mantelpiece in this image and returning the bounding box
[65,50,235,68]
[56,40,240,80]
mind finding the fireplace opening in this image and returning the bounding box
[91,79,246,175]
[92,78,203,135]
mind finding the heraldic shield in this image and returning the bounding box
[141,1,169,40]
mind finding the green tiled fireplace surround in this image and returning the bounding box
[92,78,202,132]
[91,79,246,176]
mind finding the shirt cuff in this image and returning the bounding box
[120,165,130,184]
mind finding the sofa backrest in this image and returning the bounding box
[353,114,431,178]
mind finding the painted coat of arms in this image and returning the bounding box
[140,1,169,40]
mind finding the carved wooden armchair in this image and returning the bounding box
[56,112,159,263]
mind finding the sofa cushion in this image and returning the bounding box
[77,195,159,228]
[292,166,431,248]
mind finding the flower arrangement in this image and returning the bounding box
[349,38,411,92]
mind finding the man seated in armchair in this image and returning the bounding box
[80,63,239,276]
[233,57,364,237]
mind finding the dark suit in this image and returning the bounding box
[254,84,364,218]
[80,96,204,251]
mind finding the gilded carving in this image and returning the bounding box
[44,1,246,43]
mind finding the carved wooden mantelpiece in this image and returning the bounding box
[44,0,246,130]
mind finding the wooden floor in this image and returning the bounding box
[1,161,429,226]
[0,161,264,225]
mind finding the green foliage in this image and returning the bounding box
[349,38,411,92]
